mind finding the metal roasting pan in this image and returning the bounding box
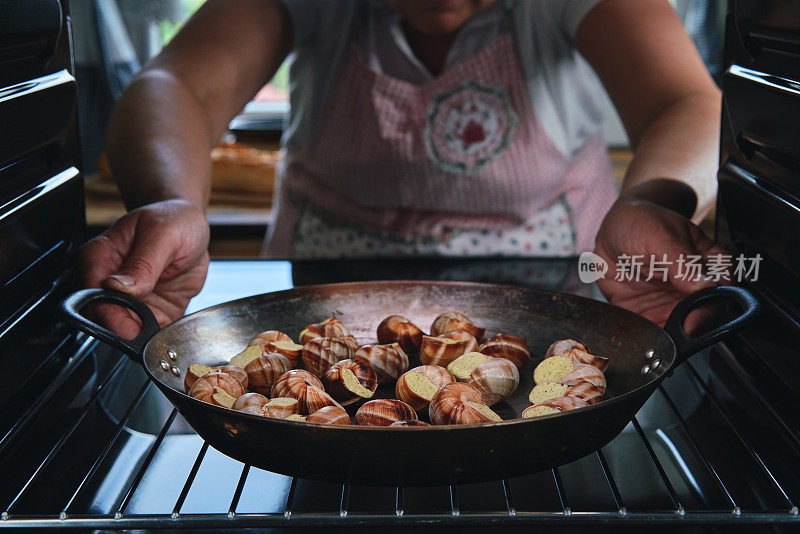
[61,281,758,485]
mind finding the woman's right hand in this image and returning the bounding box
[79,199,211,338]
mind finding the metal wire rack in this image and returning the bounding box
[1,336,798,530]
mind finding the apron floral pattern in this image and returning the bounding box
[264,28,618,258]
[292,194,574,258]
[425,79,518,175]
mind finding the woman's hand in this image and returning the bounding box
[594,196,726,331]
[82,0,292,339]
[79,199,210,338]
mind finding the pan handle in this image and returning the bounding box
[664,285,759,365]
[60,288,161,360]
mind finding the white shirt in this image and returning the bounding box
[280,0,606,156]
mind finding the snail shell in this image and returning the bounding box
[299,317,351,344]
[302,337,353,378]
[271,369,323,396]
[307,405,351,425]
[446,352,490,380]
[430,311,486,341]
[228,345,263,369]
[262,397,300,419]
[544,339,609,372]
[270,369,337,414]
[468,357,519,406]
[353,344,409,385]
[441,329,478,353]
[244,354,292,395]
[232,392,269,411]
[214,365,249,391]
[236,397,300,419]
[419,335,469,367]
[395,365,456,411]
[264,340,304,367]
[533,357,607,393]
[184,363,214,392]
[208,389,237,408]
[300,385,341,415]
[324,359,378,405]
[561,363,606,394]
[545,339,589,358]
[390,420,431,427]
[238,405,268,416]
[529,380,604,405]
[377,315,425,353]
[522,396,590,418]
[356,399,417,426]
[428,383,502,425]
[564,348,609,372]
[249,330,293,352]
[479,334,530,368]
[384,342,408,360]
[339,335,360,353]
[188,372,245,401]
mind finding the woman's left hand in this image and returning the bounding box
[578,0,725,333]
[593,196,727,330]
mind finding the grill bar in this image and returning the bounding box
[2,339,799,527]
[501,479,516,516]
[172,442,209,517]
[552,468,570,515]
[5,509,800,529]
[3,356,129,514]
[657,386,739,513]
[116,408,178,517]
[630,417,684,513]
[61,380,152,516]
[228,465,250,516]
[395,487,403,517]
[717,343,800,453]
[283,478,298,518]
[683,361,797,512]
[338,485,350,518]
[596,449,625,514]
[449,485,460,516]
[0,335,83,457]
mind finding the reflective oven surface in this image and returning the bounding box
[2,260,797,531]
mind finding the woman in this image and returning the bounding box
[82,0,724,337]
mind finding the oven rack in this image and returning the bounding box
[1,340,799,529]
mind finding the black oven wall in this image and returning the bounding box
[717,0,800,407]
[0,0,86,432]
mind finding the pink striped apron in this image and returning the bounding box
[265,31,617,258]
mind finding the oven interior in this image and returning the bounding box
[1,267,800,530]
[1,0,800,530]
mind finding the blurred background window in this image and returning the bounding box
[71,0,288,173]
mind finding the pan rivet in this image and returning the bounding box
[651,359,661,370]
[160,360,170,371]
[171,366,181,377]
[167,349,177,361]
[645,349,654,359]
[641,364,651,375]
